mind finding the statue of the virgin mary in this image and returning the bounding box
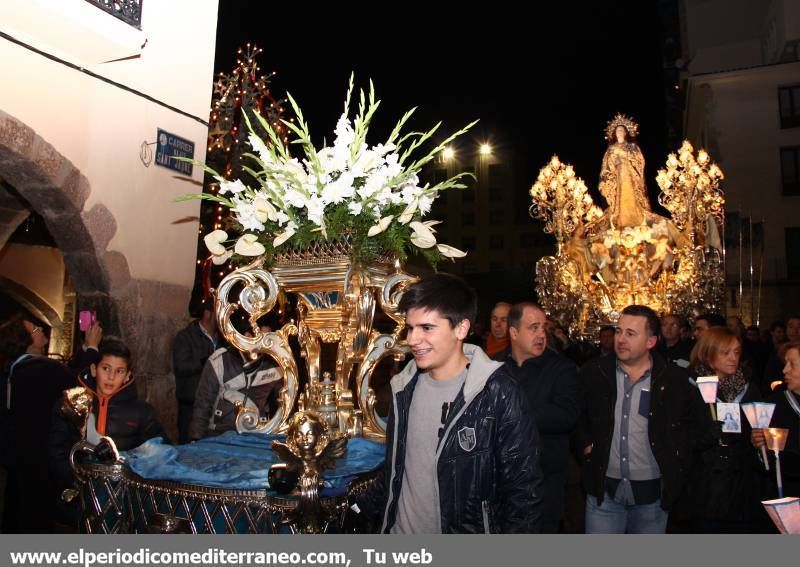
[598,114,651,229]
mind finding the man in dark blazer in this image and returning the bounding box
[497,302,579,532]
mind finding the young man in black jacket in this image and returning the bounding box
[577,305,710,533]
[375,273,544,533]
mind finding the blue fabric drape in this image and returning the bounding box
[123,431,384,495]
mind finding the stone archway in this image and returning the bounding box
[0,110,191,440]
[0,109,119,334]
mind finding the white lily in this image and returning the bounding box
[203,230,228,255]
[409,221,439,249]
[348,201,363,215]
[234,234,266,256]
[219,179,247,195]
[273,226,296,247]
[351,148,379,175]
[437,244,467,258]
[367,215,394,237]
[418,194,434,214]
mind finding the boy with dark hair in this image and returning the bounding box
[50,337,167,523]
[376,273,544,533]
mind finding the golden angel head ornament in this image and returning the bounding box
[605,113,640,141]
[287,411,330,458]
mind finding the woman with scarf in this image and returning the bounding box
[688,326,761,532]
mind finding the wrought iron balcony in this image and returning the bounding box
[84,0,142,30]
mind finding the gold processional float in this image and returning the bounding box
[66,77,475,533]
[530,114,726,338]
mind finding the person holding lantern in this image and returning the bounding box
[687,326,762,533]
[751,341,800,501]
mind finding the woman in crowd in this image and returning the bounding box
[751,341,800,500]
[0,313,76,532]
[687,326,761,533]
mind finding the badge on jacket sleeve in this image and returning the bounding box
[457,426,476,452]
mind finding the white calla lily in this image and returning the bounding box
[397,202,417,225]
[203,230,228,255]
[409,221,437,249]
[367,215,394,237]
[273,226,296,247]
[210,250,233,265]
[234,234,266,256]
[437,244,467,258]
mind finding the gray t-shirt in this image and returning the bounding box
[391,369,467,534]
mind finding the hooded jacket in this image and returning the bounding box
[188,347,282,441]
[379,344,544,533]
[49,367,166,492]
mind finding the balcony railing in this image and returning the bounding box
[84,0,142,29]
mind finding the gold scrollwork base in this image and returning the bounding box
[215,243,416,441]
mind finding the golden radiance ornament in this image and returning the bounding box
[604,113,640,141]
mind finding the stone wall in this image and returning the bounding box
[0,111,190,439]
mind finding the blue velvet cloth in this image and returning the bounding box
[122,431,384,496]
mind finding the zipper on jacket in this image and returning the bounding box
[481,500,491,534]
[96,396,109,435]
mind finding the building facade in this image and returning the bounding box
[0,0,219,435]
[424,144,553,319]
[681,0,800,326]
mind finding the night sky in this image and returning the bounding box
[214,1,670,211]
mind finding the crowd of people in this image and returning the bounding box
[0,277,798,534]
[373,280,800,534]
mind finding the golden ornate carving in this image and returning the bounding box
[271,411,348,534]
[216,240,415,441]
[61,386,95,439]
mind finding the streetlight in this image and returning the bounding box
[479,143,492,156]
[443,147,455,160]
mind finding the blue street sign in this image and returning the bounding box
[155,128,195,176]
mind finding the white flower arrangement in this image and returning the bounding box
[179,75,476,267]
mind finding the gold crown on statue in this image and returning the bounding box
[605,113,640,140]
